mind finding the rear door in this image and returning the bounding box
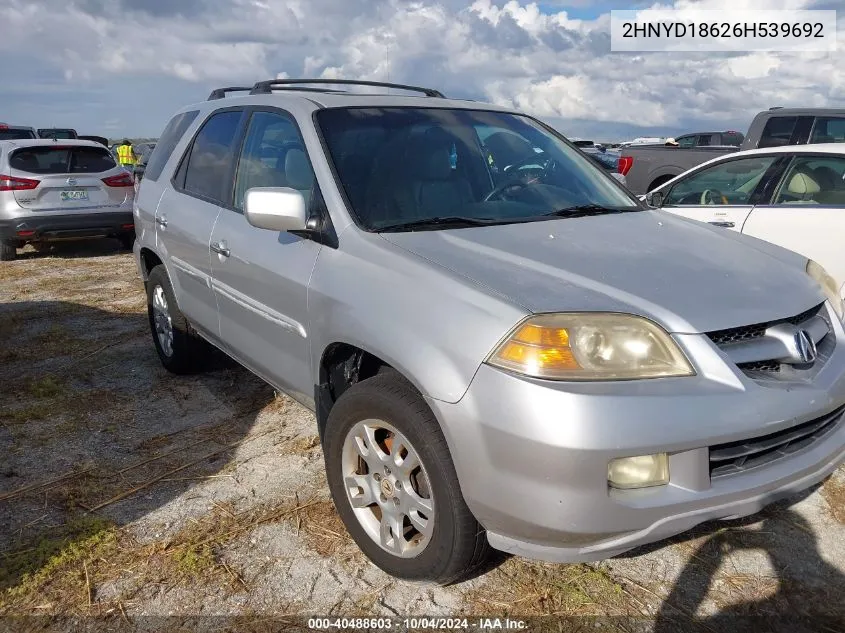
[658,154,785,231]
[155,108,246,339]
[742,154,845,296]
[8,144,130,215]
[209,108,323,404]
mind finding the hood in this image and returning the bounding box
[380,210,822,334]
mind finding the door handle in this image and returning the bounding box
[708,221,735,228]
[156,216,168,227]
[210,241,230,258]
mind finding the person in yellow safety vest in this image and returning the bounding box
[117,139,137,170]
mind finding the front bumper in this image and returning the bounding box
[0,211,135,242]
[428,309,845,562]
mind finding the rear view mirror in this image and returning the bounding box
[645,190,664,207]
[244,187,307,232]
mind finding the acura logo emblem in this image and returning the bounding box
[794,329,817,364]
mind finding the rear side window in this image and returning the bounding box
[181,110,243,203]
[758,117,797,148]
[697,134,713,146]
[144,110,200,182]
[757,116,814,148]
[9,146,116,174]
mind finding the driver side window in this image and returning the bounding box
[664,156,776,206]
[233,110,314,211]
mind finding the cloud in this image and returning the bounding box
[0,0,843,138]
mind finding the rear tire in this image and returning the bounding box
[324,371,490,584]
[0,240,16,261]
[146,265,211,374]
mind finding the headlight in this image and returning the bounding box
[806,260,844,321]
[487,313,694,381]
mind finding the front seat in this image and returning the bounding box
[392,129,475,220]
[785,172,821,203]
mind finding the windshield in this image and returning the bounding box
[316,108,639,231]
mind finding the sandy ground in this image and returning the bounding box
[1,239,844,631]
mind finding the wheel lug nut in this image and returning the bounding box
[393,498,400,506]
[380,493,387,502]
[373,473,381,481]
[384,467,391,475]
[394,482,401,490]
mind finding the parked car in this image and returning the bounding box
[37,128,78,140]
[0,139,136,260]
[621,108,845,195]
[644,143,845,298]
[134,78,845,584]
[0,123,37,141]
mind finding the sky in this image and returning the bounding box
[1,0,843,141]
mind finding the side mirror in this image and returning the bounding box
[244,187,307,232]
[645,190,664,208]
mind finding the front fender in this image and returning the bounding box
[307,231,526,403]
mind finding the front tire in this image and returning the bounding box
[0,240,16,261]
[146,265,210,374]
[324,371,490,584]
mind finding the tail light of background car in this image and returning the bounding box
[102,173,134,187]
[0,174,40,191]
[618,156,634,176]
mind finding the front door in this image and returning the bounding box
[210,109,322,404]
[659,155,783,232]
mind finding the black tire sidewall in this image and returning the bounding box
[146,265,197,374]
[323,375,470,583]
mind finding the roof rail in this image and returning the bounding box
[207,86,254,101]
[769,106,784,110]
[249,78,445,98]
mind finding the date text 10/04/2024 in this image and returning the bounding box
[307,617,528,630]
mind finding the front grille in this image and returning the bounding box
[706,303,824,347]
[709,406,844,478]
[737,360,780,373]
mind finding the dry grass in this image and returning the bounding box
[821,473,845,525]
[0,496,327,614]
[464,559,635,618]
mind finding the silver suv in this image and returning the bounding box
[0,139,135,260]
[134,79,845,584]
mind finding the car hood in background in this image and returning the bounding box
[380,210,822,334]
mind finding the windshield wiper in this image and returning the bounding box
[543,204,641,218]
[375,216,513,232]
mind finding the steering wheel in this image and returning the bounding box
[700,189,727,205]
[484,178,532,202]
[484,155,555,202]
[503,153,547,174]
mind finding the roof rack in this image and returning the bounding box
[207,86,254,101]
[248,79,445,98]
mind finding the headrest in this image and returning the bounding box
[284,149,312,190]
[787,172,820,195]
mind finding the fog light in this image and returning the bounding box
[608,454,669,489]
